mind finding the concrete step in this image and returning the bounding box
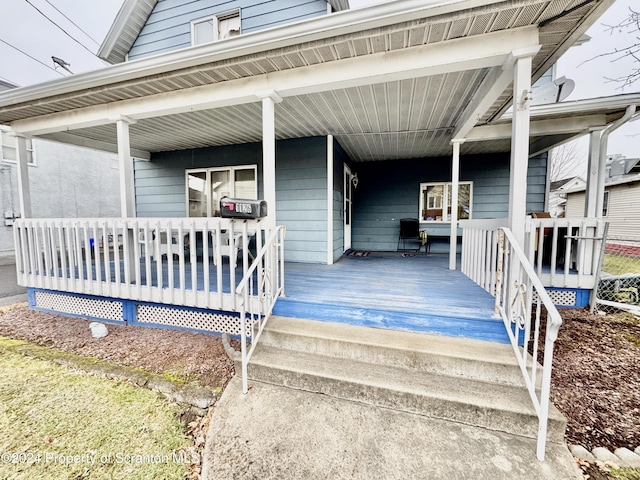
[245,316,566,443]
[260,316,529,386]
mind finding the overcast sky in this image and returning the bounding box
[0,0,638,160]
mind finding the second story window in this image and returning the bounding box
[191,11,240,46]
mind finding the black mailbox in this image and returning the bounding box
[220,197,267,219]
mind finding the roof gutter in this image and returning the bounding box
[596,104,638,216]
[0,0,503,109]
[501,93,640,120]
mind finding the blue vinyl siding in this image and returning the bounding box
[134,136,328,263]
[275,137,328,263]
[128,0,328,60]
[351,152,548,251]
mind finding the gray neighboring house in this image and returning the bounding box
[566,155,640,241]
[0,79,120,296]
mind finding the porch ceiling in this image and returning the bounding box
[0,0,616,162]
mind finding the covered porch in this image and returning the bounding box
[0,0,628,459]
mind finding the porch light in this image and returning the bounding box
[352,173,359,189]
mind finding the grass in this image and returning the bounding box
[0,346,193,480]
[611,468,640,480]
[603,254,640,276]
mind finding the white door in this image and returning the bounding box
[344,164,353,251]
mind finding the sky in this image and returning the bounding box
[0,0,638,162]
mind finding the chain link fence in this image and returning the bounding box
[595,237,640,315]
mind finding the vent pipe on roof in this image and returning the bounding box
[595,104,637,217]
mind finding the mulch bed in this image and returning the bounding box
[550,308,640,451]
[0,304,235,390]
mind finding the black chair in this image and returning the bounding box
[397,218,421,253]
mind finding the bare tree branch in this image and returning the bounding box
[549,140,586,182]
[583,7,640,88]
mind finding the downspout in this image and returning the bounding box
[596,105,637,217]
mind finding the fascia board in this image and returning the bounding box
[98,0,157,63]
[502,93,640,120]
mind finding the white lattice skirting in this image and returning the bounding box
[533,289,578,307]
[31,289,251,335]
[136,304,251,336]
[34,291,125,322]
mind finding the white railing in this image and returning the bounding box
[460,218,508,296]
[13,217,274,316]
[236,225,286,394]
[461,217,606,291]
[525,217,606,289]
[496,227,563,461]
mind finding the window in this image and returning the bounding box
[0,131,35,165]
[419,182,472,222]
[191,11,240,45]
[602,190,609,217]
[186,166,257,217]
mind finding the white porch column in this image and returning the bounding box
[14,134,32,219]
[258,91,282,229]
[584,128,603,218]
[327,135,334,265]
[116,118,136,218]
[449,140,463,270]
[508,54,533,246]
[116,118,137,278]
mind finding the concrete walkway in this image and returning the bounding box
[0,255,26,302]
[202,376,582,480]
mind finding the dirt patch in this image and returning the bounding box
[0,304,235,391]
[550,308,640,451]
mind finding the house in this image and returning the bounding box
[548,176,585,217]
[0,0,637,460]
[566,155,640,241]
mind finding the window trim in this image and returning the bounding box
[419,181,473,223]
[185,165,258,217]
[602,190,609,217]
[190,10,241,46]
[0,131,36,166]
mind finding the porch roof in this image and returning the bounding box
[0,0,617,162]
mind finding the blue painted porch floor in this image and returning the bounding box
[274,252,509,344]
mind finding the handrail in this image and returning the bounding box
[497,227,563,461]
[236,224,286,394]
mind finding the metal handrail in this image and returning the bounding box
[236,224,286,394]
[497,227,563,461]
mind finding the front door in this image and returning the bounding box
[344,164,353,251]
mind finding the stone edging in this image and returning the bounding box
[0,337,220,415]
[570,444,640,469]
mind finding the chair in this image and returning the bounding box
[397,218,421,253]
[220,228,256,267]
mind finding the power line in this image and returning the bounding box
[42,0,101,47]
[0,38,65,77]
[23,0,97,58]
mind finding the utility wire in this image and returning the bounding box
[23,0,97,57]
[0,38,65,76]
[42,0,101,47]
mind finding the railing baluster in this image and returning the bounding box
[112,221,122,297]
[133,219,142,300]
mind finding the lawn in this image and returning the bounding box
[0,338,193,480]
[603,253,640,276]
